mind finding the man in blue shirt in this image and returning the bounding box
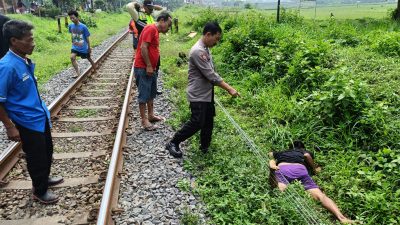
[68,10,96,78]
[0,20,63,204]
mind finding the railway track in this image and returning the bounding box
[0,32,134,225]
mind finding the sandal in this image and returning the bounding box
[149,116,165,123]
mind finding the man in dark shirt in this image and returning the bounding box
[269,141,354,224]
[0,14,10,58]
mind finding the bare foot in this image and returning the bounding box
[148,115,165,123]
[340,218,356,224]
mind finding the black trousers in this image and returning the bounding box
[172,102,215,149]
[16,121,53,195]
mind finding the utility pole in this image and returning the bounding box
[277,0,281,23]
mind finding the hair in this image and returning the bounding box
[3,20,34,45]
[203,21,222,35]
[143,0,153,7]
[156,12,172,22]
[292,140,305,149]
[68,10,79,17]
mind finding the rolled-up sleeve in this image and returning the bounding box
[192,50,223,85]
[0,67,12,103]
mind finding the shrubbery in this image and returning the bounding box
[164,7,400,225]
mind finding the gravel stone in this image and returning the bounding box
[114,74,208,224]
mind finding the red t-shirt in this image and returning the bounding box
[134,24,159,69]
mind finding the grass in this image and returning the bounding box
[286,3,396,20]
[8,12,130,84]
[76,109,98,118]
[161,6,400,225]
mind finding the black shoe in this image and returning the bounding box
[166,142,182,158]
[32,190,59,204]
[48,176,64,186]
[156,90,163,95]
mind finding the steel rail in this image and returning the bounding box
[0,31,128,183]
[96,65,134,225]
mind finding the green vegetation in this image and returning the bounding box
[161,6,400,225]
[76,109,98,118]
[8,12,129,84]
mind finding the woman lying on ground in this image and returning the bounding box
[269,140,355,224]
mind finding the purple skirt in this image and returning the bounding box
[274,164,319,190]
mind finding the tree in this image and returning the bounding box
[393,0,400,20]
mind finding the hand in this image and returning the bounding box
[228,88,240,97]
[314,167,322,174]
[146,65,154,76]
[6,126,20,142]
[270,165,279,170]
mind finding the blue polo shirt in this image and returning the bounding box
[0,50,50,132]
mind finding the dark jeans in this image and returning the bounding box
[172,102,215,149]
[16,121,53,195]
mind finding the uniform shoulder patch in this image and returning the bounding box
[199,52,209,62]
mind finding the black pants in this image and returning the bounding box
[16,121,53,195]
[172,102,215,149]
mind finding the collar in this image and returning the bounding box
[9,49,30,65]
[198,39,209,53]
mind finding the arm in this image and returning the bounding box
[126,2,139,21]
[217,81,239,97]
[0,104,20,142]
[86,36,92,54]
[304,153,321,174]
[268,152,279,170]
[153,5,164,11]
[140,42,153,76]
[193,50,239,97]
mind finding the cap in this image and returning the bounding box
[143,0,154,7]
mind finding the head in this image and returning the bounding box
[68,10,79,24]
[3,20,35,56]
[202,21,222,48]
[143,0,154,15]
[156,12,172,34]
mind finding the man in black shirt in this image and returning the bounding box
[269,141,354,224]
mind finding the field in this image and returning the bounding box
[8,12,130,84]
[160,5,400,225]
[284,3,396,19]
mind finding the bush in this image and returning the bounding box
[40,6,61,18]
[80,13,97,28]
[372,32,400,57]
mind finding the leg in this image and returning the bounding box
[139,102,151,128]
[147,72,164,122]
[44,121,53,179]
[199,103,214,151]
[171,102,206,144]
[307,188,354,224]
[277,182,288,192]
[16,124,50,196]
[87,56,97,73]
[70,53,80,78]
[135,68,154,128]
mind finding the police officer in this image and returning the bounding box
[166,22,239,158]
[0,20,63,204]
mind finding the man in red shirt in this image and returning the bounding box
[134,12,171,130]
